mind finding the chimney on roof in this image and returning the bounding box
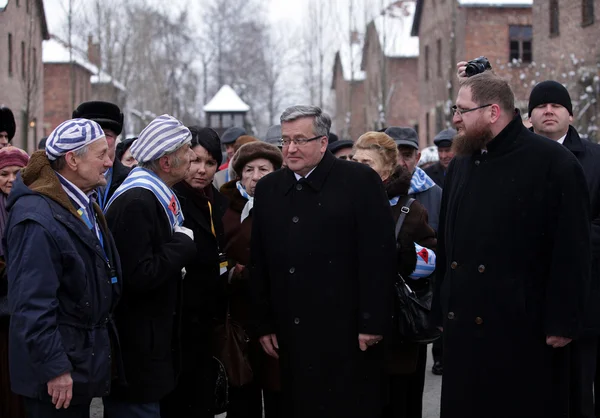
[350,30,360,45]
[87,35,101,68]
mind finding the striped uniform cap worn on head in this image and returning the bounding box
[45,119,106,161]
[129,114,192,163]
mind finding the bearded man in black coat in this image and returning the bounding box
[528,80,600,418]
[434,72,591,418]
[251,105,397,418]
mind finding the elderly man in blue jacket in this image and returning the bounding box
[4,119,122,417]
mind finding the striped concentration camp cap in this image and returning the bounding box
[45,119,106,161]
[129,114,191,163]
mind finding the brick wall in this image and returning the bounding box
[0,1,47,152]
[43,63,93,136]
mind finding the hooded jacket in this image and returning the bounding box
[4,151,123,403]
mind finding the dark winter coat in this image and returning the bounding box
[434,115,591,418]
[221,180,281,391]
[105,186,197,403]
[409,181,442,232]
[106,158,131,203]
[4,151,123,403]
[424,162,446,188]
[385,166,437,374]
[250,151,397,418]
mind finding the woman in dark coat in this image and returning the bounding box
[0,147,28,418]
[353,132,437,418]
[220,141,283,418]
[160,127,229,418]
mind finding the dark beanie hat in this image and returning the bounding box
[528,81,573,117]
[72,101,124,135]
[328,132,339,144]
[188,126,223,167]
[0,107,16,141]
[221,127,246,145]
[232,141,283,179]
[116,136,138,161]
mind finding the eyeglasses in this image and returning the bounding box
[451,104,492,117]
[279,135,323,147]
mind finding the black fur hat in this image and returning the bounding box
[72,101,124,135]
[0,107,16,141]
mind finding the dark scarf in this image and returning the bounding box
[384,165,413,199]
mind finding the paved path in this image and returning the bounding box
[91,350,442,417]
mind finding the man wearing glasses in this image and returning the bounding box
[250,105,396,418]
[434,71,591,418]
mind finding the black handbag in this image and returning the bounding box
[393,198,441,344]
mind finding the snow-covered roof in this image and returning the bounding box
[43,37,127,92]
[373,0,419,58]
[42,37,97,74]
[203,85,250,113]
[458,0,532,7]
[339,39,366,81]
[91,72,126,93]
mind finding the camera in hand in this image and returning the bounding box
[465,56,492,77]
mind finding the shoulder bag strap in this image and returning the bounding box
[394,198,416,239]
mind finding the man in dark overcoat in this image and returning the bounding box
[434,72,591,418]
[528,80,600,418]
[251,105,397,418]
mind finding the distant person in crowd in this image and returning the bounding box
[72,101,130,208]
[251,105,396,417]
[103,115,197,418]
[435,71,591,418]
[0,107,16,149]
[161,126,229,418]
[5,119,122,417]
[221,141,284,418]
[417,146,438,171]
[213,127,246,189]
[385,127,442,232]
[353,132,437,418]
[528,80,600,418]
[328,139,354,160]
[0,146,29,418]
[425,129,456,189]
[37,137,48,151]
[264,125,282,148]
[115,137,138,168]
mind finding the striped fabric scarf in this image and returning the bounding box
[236,181,253,223]
[104,167,184,231]
[409,166,436,195]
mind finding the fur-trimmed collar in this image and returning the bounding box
[220,179,247,213]
[384,165,412,199]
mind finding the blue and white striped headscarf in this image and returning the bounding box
[129,114,191,163]
[46,119,106,161]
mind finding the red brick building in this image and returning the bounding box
[43,36,127,137]
[532,0,599,141]
[412,0,533,146]
[331,34,367,141]
[0,0,49,152]
[331,1,420,141]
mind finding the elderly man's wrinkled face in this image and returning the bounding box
[0,165,22,195]
[438,146,455,170]
[397,146,420,174]
[334,147,353,160]
[71,138,113,193]
[529,103,572,141]
[281,117,327,176]
[0,132,9,149]
[120,148,137,168]
[169,143,195,182]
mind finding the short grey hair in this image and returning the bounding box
[50,145,89,171]
[138,149,182,172]
[280,105,331,138]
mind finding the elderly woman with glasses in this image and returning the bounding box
[352,131,437,418]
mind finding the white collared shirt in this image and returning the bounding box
[294,167,317,181]
[557,133,567,145]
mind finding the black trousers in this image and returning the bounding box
[263,389,284,418]
[24,398,90,418]
[382,344,427,418]
[432,336,443,364]
[226,381,263,418]
[570,337,597,418]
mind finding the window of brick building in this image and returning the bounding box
[33,47,37,82]
[7,34,12,77]
[550,0,560,36]
[437,39,442,78]
[509,25,533,63]
[425,45,430,81]
[425,112,430,144]
[582,0,595,26]
[21,41,26,80]
[26,0,30,14]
